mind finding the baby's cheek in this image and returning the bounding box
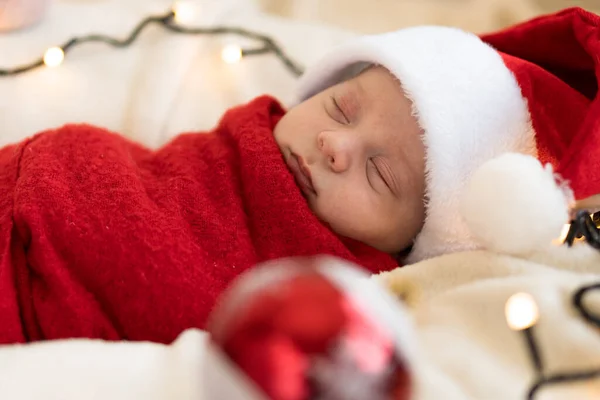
[314,191,377,240]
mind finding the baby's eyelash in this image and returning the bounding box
[369,158,391,189]
[331,96,349,124]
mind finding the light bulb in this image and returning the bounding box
[43,47,64,68]
[172,1,197,24]
[505,292,539,331]
[221,45,242,64]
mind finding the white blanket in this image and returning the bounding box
[379,248,600,400]
[0,0,354,148]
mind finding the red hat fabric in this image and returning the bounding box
[481,8,600,200]
[296,7,600,263]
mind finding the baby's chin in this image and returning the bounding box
[334,223,407,254]
[312,215,392,253]
[359,236,402,254]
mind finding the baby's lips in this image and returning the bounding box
[205,256,413,400]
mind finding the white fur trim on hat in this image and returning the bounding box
[297,26,537,263]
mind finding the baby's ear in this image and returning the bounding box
[460,153,570,257]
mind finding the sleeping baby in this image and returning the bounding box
[0,6,595,345]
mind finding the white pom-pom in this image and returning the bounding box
[461,153,571,256]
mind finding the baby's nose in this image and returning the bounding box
[318,130,356,173]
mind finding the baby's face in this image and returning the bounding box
[275,66,426,253]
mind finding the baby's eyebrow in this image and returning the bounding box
[351,78,366,105]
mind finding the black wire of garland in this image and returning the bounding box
[0,10,305,77]
[526,210,600,399]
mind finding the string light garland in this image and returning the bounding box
[505,210,600,399]
[564,210,600,249]
[574,281,600,328]
[0,2,304,77]
[505,293,544,374]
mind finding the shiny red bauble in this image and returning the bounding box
[207,256,412,400]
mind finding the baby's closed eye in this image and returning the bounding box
[327,95,350,125]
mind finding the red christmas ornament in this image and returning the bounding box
[207,257,412,400]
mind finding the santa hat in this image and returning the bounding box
[296,7,600,263]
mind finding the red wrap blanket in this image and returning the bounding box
[0,96,397,345]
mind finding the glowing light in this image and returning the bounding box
[43,47,64,68]
[553,223,572,245]
[172,1,197,24]
[505,292,539,331]
[44,47,65,67]
[221,44,242,64]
